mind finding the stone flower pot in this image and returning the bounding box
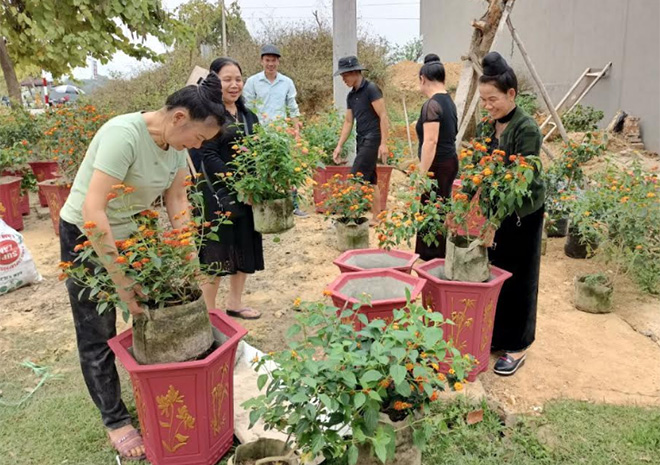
[327,268,426,330]
[108,310,247,465]
[253,197,294,234]
[333,248,419,274]
[28,160,59,207]
[335,218,369,251]
[414,259,512,381]
[227,438,299,465]
[574,274,613,314]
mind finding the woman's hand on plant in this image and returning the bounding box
[332,146,344,164]
[117,286,144,316]
[379,144,389,164]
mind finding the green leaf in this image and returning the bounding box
[412,427,428,448]
[248,409,261,428]
[364,405,379,432]
[424,327,444,347]
[319,394,333,410]
[290,391,308,403]
[360,370,382,386]
[257,374,268,391]
[391,348,406,360]
[395,380,412,397]
[374,441,388,463]
[341,371,357,387]
[354,392,366,409]
[301,376,317,388]
[286,324,301,338]
[390,365,406,385]
[348,444,359,465]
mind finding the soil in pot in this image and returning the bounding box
[253,198,294,234]
[339,276,415,301]
[564,230,598,259]
[336,217,369,251]
[574,274,613,314]
[344,253,411,270]
[445,235,489,283]
[132,295,214,364]
[546,216,569,238]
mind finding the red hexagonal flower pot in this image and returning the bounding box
[327,268,426,330]
[333,248,419,274]
[37,180,70,236]
[108,310,247,465]
[414,258,512,381]
[0,176,23,231]
[314,165,393,212]
[28,161,59,207]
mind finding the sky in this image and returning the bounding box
[71,0,421,80]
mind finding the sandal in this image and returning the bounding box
[226,307,262,320]
[109,427,146,461]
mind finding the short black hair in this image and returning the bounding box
[478,51,518,94]
[165,72,226,127]
[420,59,445,83]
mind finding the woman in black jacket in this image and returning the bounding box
[190,57,264,320]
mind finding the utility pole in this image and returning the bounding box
[332,0,357,112]
[221,0,227,56]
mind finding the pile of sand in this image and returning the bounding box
[388,60,463,93]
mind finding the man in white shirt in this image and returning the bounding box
[244,44,307,216]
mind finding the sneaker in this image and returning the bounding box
[294,208,309,217]
[493,352,526,376]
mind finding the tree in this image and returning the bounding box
[176,0,251,54]
[0,0,187,104]
[390,38,423,64]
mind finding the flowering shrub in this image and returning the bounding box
[0,108,42,149]
[227,121,318,204]
[301,107,353,165]
[0,141,37,192]
[39,105,112,183]
[451,141,540,243]
[60,181,230,319]
[319,173,374,223]
[588,163,660,293]
[243,296,473,464]
[375,166,447,249]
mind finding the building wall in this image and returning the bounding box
[420,0,660,152]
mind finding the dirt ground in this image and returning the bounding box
[1,166,659,415]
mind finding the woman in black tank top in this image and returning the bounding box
[414,55,459,260]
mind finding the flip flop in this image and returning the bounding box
[109,428,146,461]
[226,307,262,320]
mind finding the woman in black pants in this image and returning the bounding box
[477,52,546,376]
[415,54,459,260]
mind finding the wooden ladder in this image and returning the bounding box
[539,62,613,142]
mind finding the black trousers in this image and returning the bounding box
[59,219,132,430]
[415,156,459,261]
[489,206,544,352]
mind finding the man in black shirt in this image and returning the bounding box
[333,55,390,221]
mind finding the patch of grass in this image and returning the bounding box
[423,399,660,465]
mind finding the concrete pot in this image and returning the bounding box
[335,218,369,251]
[574,275,613,314]
[333,248,419,274]
[253,198,294,234]
[227,438,299,465]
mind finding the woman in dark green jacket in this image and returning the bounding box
[477,52,545,376]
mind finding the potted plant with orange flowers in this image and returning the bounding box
[320,172,375,251]
[243,296,473,465]
[36,105,111,234]
[227,120,317,233]
[61,184,248,465]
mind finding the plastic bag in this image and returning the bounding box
[0,219,42,295]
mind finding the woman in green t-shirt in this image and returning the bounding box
[476,52,545,377]
[58,74,226,461]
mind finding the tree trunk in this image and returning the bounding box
[0,38,22,105]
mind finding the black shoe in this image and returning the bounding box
[294,208,309,217]
[493,352,526,376]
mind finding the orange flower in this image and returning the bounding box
[74,244,84,252]
[115,256,127,264]
[322,289,332,297]
[509,155,517,162]
[454,382,464,391]
[472,175,483,186]
[82,240,92,248]
[58,261,73,270]
[393,401,413,411]
[107,192,118,201]
[405,363,414,371]
[123,186,135,194]
[131,261,143,269]
[430,391,439,401]
[83,221,97,230]
[111,184,125,190]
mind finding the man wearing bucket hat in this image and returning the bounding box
[244,44,307,216]
[333,55,390,222]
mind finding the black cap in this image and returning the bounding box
[260,44,281,57]
[334,55,366,76]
